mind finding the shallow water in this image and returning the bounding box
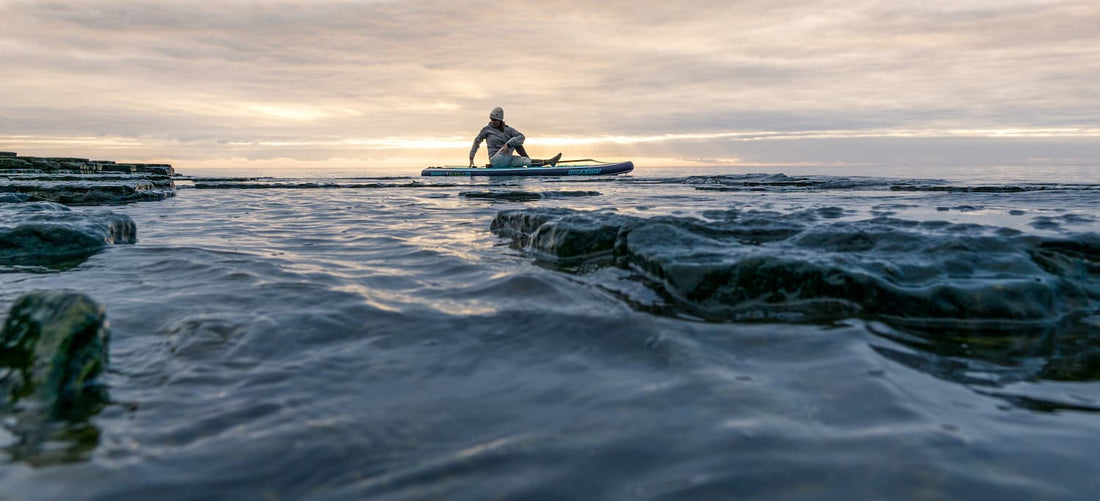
[2,165,1099,499]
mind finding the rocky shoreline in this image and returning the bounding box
[1,151,171,267]
[2,152,175,452]
[1,151,176,205]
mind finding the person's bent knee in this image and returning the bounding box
[490,155,531,168]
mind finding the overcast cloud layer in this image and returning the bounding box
[2,0,1098,169]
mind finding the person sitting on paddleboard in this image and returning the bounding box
[469,107,562,168]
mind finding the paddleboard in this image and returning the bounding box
[421,161,633,177]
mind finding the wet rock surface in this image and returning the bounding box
[1,291,110,415]
[0,152,175,205]
[0,193,31,203]
[461,190,602,202]
[1,291,110,465]
[190,180,423,189]
[1,178,175,205]
[492,206,1100,388]
[0,202,136,266]
[491,207,1100,328]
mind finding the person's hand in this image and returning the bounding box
[497,145,509,156]
[469,158,474,168]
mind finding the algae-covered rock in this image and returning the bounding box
[0,157,32,170]
[1,291,110,417]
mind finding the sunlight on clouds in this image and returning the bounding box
[404,102,463,111]
[224,137,470,149]
[241,103,362,121]
[341,137,467,149]
[143,96,457,123]
[0,135,147,148]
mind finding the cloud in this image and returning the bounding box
[1,0,1098,168]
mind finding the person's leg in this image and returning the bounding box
[531,153,563,166]
[490,154,532,168]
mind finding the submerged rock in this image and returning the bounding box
[0,178,174,205]
[190,180,422,189]
[1,291,110,465]
[0,193,31,203]
[461,190,602,202]
[491,209,630,260]
[0,202,136,265]
[1,291,110,418]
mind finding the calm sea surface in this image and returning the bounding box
[2,164,1099,499]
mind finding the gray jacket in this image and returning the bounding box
[470,123,525,161]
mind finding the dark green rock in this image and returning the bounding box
[43,158,89,163]
[136,164,175,176]
[491,208,1099,326]
[0,157,33,170]
[0,179,175,205]
[0,202,136,265]
[1,291,110,417]
[100,163,137,173]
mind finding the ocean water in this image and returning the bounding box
[2,165,1099,500]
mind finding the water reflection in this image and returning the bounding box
[868,318,1100,413]
[4,415,103,467]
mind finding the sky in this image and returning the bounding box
[1,0,1098,171]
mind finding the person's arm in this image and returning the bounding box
[505,127,525,148]
[469,128,487,167]
[495,127,525,157]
